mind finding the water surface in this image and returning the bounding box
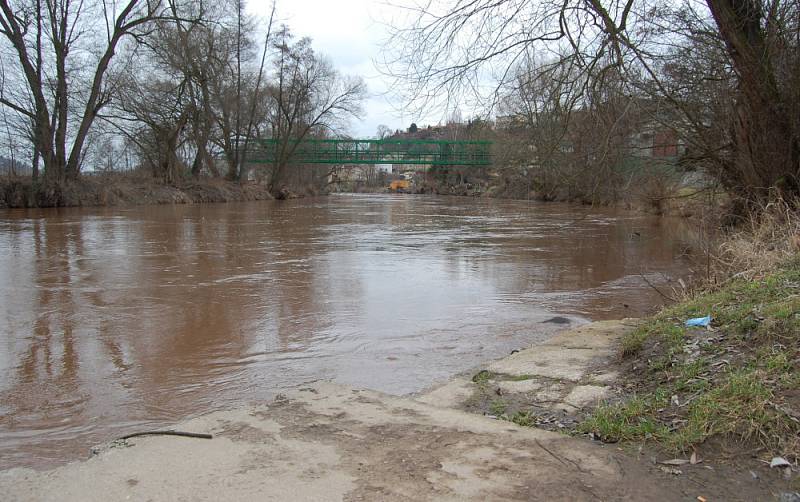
[0,194,693,469]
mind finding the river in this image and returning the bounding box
[0,194,694,469]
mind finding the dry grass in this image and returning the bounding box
[713,198,800,280]
[586,259,800,457]
[0,174,275,208]
[584,202,800,458]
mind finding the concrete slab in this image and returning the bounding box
[488,345,600,381]
[486,320,638,382]
[496,379,543,394]
[563,385,612,408]
[590,371,620,384]
[0,382,682,501]
[415,377,475,408]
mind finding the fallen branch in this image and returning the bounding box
[638,272,676,302]
[116,430,213,441]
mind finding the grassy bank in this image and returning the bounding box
[579,258,800,460]
[0,174,279,208]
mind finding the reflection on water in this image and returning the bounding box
[0,194,693,469]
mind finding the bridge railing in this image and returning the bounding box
[247,138,491,166]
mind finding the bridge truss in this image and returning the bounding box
[247,138,491,166]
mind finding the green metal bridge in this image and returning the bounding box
[247,138,491,166]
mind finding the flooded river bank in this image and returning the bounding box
[0,194,694,469]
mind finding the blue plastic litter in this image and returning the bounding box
[685,315,712,327]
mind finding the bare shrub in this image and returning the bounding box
[626,166,683,214]
[715,198,800,280]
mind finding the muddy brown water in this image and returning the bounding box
[0,194,695,470]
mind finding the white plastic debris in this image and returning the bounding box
[771,457,791,468]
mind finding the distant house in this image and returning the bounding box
[494,114,527,131]
[629,122,684,160]
[328,164,389,190]
[653,129,682,158]
[494,99,685,168]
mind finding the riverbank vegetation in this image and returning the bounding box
[0,172,275,208]
[579,205,800,461]
[384,0,800,214]
[0,0,365,207]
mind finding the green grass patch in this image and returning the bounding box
[666,369,790,452]
[472,370,494,384]
[577,396,668,442]
[505,374,535,381]
[672,358,711,392]
[583,260,800,455]
[621,260,800,357]
[489,399,507,416]
[509,410,536,427]
[621,326,649,356]
[622,319,686,358]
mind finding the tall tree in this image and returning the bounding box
[264,27,366,194]
[705,0,799,200]
[0,0,177,182]
[384,0,800,204]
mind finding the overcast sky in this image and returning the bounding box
[246,0,423,138]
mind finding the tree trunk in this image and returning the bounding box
[707,0,800,201]
[31,146,39,181]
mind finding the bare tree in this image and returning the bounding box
[146,0,268,181]
[375,124,393,140]
[111,73,191,182]
[264,27,366,194]
[0,0,180,183]
[167,0,223,178]
[237,0,276,182]
[704,0,799,201]
[98,2,212,182]
[383,0,800,204]
[494,55,582,199]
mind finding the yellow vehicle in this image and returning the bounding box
[389,179,411,192]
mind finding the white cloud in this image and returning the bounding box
[246,0,419,137]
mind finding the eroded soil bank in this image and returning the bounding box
[0,175,277,208]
